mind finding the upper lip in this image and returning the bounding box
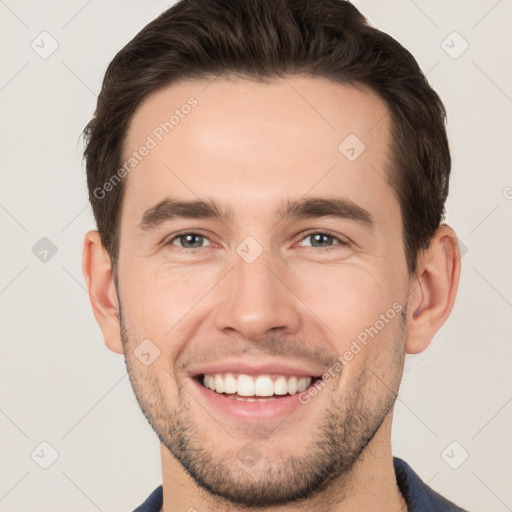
[187,359,324,378]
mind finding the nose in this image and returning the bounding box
[213,250,302,341]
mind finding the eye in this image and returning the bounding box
[166,232,212,250]
[298,231,348,249]
[163,230,348,252]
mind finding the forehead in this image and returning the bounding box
[121,76,396,228]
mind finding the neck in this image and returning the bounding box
[159,412,405,512]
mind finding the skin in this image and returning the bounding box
[82,76,460,511]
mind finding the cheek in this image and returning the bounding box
[292,261,406,385]
[295,262,398,339]
[120,247,405,362]
[121,263,217,340]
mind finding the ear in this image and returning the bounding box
[82,230,124,354]
[405,224,461,354]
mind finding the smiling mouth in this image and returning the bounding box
[195,373,321,401]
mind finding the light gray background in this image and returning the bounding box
[1,1,511,511]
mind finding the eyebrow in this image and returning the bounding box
[137,195,374,232]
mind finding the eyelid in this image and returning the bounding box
[296,229,351,247]
[162,229,351,250]
[162,230,215,248]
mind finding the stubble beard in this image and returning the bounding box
[120,304,407,508]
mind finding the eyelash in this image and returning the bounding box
[164,230,350,252]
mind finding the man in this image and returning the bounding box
[81,0,465,510]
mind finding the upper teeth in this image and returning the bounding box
[202,373,312,397]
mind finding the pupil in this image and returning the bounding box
[313,234,331,246]
[184,234,202,248]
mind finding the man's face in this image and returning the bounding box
[116,76,411,506]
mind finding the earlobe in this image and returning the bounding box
[405,224,461,355]
[82,230,125,354]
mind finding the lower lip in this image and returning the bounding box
[192,378,309,422]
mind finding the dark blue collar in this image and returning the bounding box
[133,457,466,511]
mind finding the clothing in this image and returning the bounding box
[132,456,467,511]
[392,457,467,511]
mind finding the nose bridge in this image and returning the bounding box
[213,244,301,339]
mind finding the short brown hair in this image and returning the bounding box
[82,0,450,276]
